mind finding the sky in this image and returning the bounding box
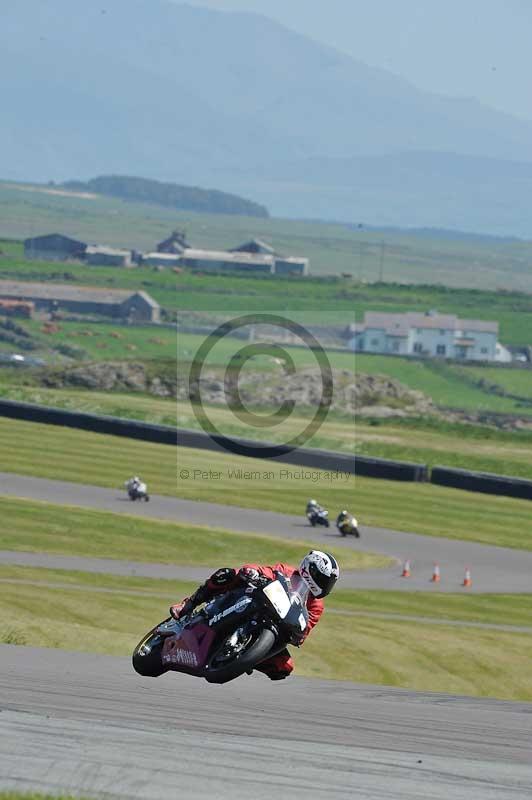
[173,0,532,121]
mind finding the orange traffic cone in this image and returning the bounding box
[463,567,472,588]
[431,563,441,583]
[401,559,411,578]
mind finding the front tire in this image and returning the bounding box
[132,625,167,677]
[204,628,276,684]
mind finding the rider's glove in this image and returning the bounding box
[169,598,192,619]
[239,567,261,583]
[289,630,306,647]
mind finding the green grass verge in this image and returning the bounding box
[0,795,93,800]
[2,566,532,700]
[2,565,531,628]
[304,614,532,699]
[0,496,383,570]
[1,417,531,550]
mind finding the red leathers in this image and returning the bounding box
[170,562,324,679]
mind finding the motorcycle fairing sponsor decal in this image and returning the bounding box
[263,580,291,619]
[208,596,252,626]
[161,623,216,669]
[162,639,199,668]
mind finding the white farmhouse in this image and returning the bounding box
[348,311,510,362]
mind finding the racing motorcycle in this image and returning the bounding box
[337,516,360,538]
[126,481,150,502]
[307,508,330,528]
[132,572,309,684]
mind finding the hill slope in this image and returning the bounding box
[2,0,532,233]
[62,175,268,218]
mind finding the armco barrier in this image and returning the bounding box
[431,466,532,501]
[177,428,428,481]
[0,398,427,482]
[0,399,177,445]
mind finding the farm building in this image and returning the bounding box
[180,248,275,274]
[231,239,309,274]
[85,245,132,267]
[156,230,190,254]
[24,233,87,261]
[231,238,276,255]
[348,311,508,362]
[0,281,160,323]
[142,252,181,268]
[274,257,309,276]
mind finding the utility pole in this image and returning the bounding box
[379,240,385,282]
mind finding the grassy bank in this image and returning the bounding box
[0,417,531,549]
[2,566,532,700]
[0,497,382,570]
[0,795,92,800]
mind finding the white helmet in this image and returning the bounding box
[308,499,318,507]
[299,550,339,599]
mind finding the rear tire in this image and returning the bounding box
[204,628,276,684]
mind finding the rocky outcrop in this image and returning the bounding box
[36,360,532,430]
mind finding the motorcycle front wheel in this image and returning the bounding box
[132,622,168,677]
[204,628,275,684]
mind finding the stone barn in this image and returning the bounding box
[0,281,160,323]
[24,233,87,261]
[180,248,274,274]
[85,246,132,267]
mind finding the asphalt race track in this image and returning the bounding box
[1,473,532,798]
[1,645,531,800]
[1,471,532,592]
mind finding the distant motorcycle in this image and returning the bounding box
[125,479,150,502]
[337,516,360,538]
[307,508,330,528]
[132,571,309,685]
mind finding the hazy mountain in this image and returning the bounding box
[2,0,532,235]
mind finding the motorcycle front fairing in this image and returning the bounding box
[159,590,257,676]
[158,617,217,676]
[262,572,309,642]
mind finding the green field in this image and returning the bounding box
[0,496,384,570]
[2,564,532,700]
[2,311,532,416]
[2,180,532,292]
[2,231,532,346]
[1,417,531,549]
[0,794,92,800]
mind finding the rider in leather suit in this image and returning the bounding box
[170,551,339,680]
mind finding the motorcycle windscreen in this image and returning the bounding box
[161,621,216,674]
[264,575,309,632]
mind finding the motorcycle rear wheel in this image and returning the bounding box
[204,628,275,684]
